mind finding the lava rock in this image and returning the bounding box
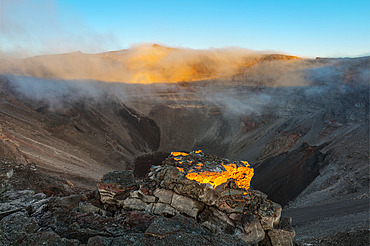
[153,188,173,204]
[170,192,204,218]
[267,229,295,246]
[18,231,81,246]
[97,151,293,245]
[151,202,177,216]
[0,212,37,245]
[98,171,138,205]
[49,194,82,213]
[123,197,153,211]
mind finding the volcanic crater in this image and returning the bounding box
[0,51,369,245]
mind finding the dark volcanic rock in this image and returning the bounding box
[87,234,146,246]
[98,151,293,245]
[1,160,81,196]
[0,211,37,245]
[0,153,295,245]
[49,194,82,213]
[0,190,48,218]
[143,214,248,246]
[98,170,138,205]
[19,231,81,246]
[0,165,13,194]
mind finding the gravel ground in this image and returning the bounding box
[283,198,369,243]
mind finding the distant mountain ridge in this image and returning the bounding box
[0,44,300,84]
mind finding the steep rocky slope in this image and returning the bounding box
[0,80,160,188]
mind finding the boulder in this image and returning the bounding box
[123,197,153,211]
[130,190,156,203]
[87,236,110,246]
[260,214,274,230]
[151,202,177,216]
[0,190,48,219]
[267,229,295,246]
[209,207,235,227]
[98,171,137,205]
[277,216,295,234]
[27,197,50,216]
[143,214,248,245]
[153,188,173,204]
[239,214,265,244]
[171,192,204,218]
[0,212,37,245]
[78,202,103,214]
[144,215,211,245]
[0,190,36,211]
[49,194,82,213]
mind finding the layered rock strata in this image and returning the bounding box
[98,151,295,245]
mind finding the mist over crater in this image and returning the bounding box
[0,47,369,245]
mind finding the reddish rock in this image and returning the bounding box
[126,211,155,227]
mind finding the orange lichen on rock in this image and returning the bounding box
[194,163,203,170]
[169,150,254,190]
[171,152,189,157]
[181,162,254,190]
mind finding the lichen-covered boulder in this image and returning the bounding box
[98,151,292,245]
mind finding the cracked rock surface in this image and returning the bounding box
[0,151,295,245]
[97,151,295,245]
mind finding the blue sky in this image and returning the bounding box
[1,0,369,57]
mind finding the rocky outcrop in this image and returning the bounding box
[0,151,294,245]
[0,189,80,245]
[98,170,138,206]
[0,187,268,245]
[98,151,295,245]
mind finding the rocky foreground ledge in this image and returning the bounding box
[0,151,295,245]
[98,151,295,245]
